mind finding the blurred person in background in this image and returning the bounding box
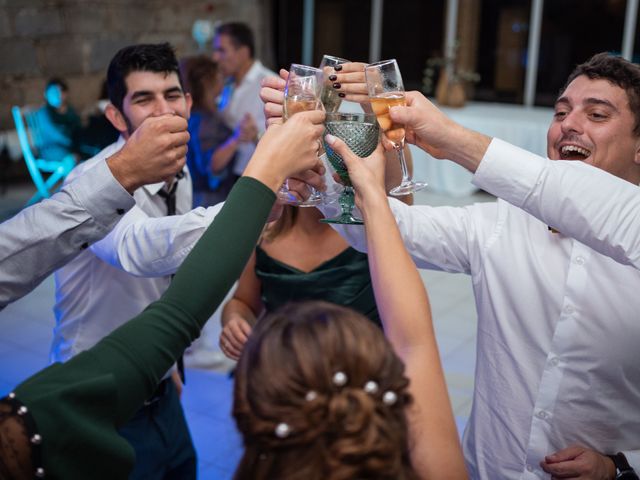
[212,21,275,179]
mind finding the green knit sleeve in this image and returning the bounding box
[80,176,275,422]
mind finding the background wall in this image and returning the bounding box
[0,0,274,131]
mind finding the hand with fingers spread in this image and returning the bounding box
[107,114,190,193]
[541,445,617,480]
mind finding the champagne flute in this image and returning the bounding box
[279,64,324,206]
[319,54,349,113]
[365,59,427,196]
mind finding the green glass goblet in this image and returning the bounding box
[320,112,380,225]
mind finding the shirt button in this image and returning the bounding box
[536,410,548,419]
[117,208,125,215]
[550,357,560,366]
[563,305,574,315]
[574,256,585,265]
[526,464,533,472]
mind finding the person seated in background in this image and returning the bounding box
[179,55,257,207]
[231,136,468,480]
[33,77,83,162]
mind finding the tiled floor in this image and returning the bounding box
[0,182,492,479]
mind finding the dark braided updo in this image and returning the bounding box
[233,301,418,480]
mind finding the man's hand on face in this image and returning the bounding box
[107,114,190,193]
[540,445,617,480]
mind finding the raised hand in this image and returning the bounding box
[326,62,370,104]
[107,114,190,192]
[389,91,490,171]
[243,109,326,193]
[323,133,387,208]
[260,69,287,127]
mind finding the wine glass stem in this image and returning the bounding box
[340,186,355,217]
[395,142,411,185]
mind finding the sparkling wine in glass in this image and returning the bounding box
[365,59,427,196]
[321,112,380,225]
[319,54,349,113]
[279,64,324,206]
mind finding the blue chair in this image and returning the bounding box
[11,106,76,206]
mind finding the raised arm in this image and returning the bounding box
[391,91,640,269]
[14,110,326,440]
[0,115,189,308]
[326,134,468,479]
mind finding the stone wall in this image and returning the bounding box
[0,0,275,132]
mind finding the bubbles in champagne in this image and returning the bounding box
[284,96,319,119]
[370,93,406,146]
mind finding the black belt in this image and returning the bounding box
[143,378,171,406]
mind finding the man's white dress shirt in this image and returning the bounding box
[324,138,640,478]
[0,159,134,308]
[220,60,276,176]
[474,139,640,270]
[52,138,223,363]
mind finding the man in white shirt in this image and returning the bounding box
[213,21,276,176]
[325,53,640,478]
[53,43,208,480]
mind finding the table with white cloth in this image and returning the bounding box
[410,102,554,196]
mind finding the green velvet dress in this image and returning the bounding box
[255,245,381,326]
[9,177,275,480]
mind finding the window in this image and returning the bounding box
[535,0,627,105]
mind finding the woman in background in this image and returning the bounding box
[180,55,257,207]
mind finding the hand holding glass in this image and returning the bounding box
[279,64,324,206]
[320,112,380,225]
[365,59,427,196]
[319,54,349,113]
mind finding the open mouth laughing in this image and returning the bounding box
[559,144,592,160]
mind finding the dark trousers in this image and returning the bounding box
[118,380,197,480]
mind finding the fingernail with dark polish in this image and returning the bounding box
[328,74,337,81]
[338,92,346,98]
[333,82,341,89]
[334,65,343,71]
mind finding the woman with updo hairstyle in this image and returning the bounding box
[233,301,417,480]
[231,134,469,479]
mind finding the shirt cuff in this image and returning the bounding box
[472,138,547,209]
[67,159,135,229]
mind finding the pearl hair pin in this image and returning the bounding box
[275,422,291,438]
[332,371,348,387]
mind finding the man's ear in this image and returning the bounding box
[105,103,128,134]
